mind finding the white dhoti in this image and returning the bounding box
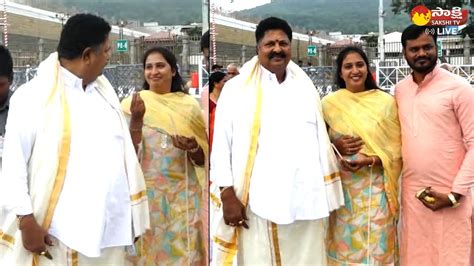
[1,236,130,266]
[237,208,327,266]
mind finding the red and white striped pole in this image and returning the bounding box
[210,2,217,66]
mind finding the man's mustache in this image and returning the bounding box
[269,52,286,59]
[415,57,430,62]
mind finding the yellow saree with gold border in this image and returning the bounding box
[121,90,208,188]
[322,89,402,264]
[121,90,208,265]
[322,89,401,216]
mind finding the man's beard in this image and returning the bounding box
[407,55,437,74]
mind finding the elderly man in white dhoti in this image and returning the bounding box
[0,14,149,265]
[210,17,344,265]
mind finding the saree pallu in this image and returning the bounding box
[122,91,208,265]
[321,89,402,265]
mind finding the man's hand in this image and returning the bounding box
[220,188,249,229]
[333,135,364,156]
[130,92,146,121]
[339,154,372,172]
[20,215,53,254]
[418,187,455,211]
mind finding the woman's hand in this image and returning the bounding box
[130,92,146,122]
[333,135,364,156]
[129,92,146,153]
[171,135,199,151]
[172,135,205,165]
[339,154,374,172]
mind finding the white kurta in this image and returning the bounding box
[1,67,132,257]
[210,63,330,265]
[211,65,329,225]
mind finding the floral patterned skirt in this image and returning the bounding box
[129,128,206,265]
[327,166,397,266]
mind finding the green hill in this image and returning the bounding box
[235,0,412,34]
[30,0,202,25]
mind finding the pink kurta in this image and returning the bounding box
[395,66,474,265]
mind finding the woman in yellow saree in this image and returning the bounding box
[121,47,208,265]
[322,46,402,265]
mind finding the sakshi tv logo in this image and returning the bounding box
[410,5,468,26]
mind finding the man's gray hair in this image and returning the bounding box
[227,63,240,70]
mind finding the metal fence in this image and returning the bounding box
[12,62,209,101]
[104,65,143,100]
[215,37,474,68]
[8,33,206,100]
[12,63,473,102]
[215,36,474,97]
[214,41,251,68]
[329,38,474,67]
[6,34,204,81]
[302,66,336,97]
[303,64,474,98]
[377,64,474,94]
[12,65,143,100]
[11,66,37,91]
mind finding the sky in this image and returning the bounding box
[213,0,271,12]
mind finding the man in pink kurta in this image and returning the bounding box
[396,25,474,266]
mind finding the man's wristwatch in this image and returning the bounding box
[447,193,460,208]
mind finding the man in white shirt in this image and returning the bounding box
[210,17,344,265]
[0,14,149,265]
[225,63,240,80]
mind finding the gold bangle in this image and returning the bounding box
[130,127,142,132]
[188,144,200,153]
[368,156,375,168]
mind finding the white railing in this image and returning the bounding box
[376,64,474,94]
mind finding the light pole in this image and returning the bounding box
[118,20,128,64]
[1,0,7,46]
[307,30,315,65]
[55,12,68,28]
[210,2,217,66]
[202,0,209,32]
[308,30,314,46]
[165,26,174,39]
[118,20,127,40]
[378,0,385,62]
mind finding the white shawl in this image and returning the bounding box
[0,53,150,264]
[210,56,344,265]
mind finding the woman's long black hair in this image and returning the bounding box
[335,46,380,91]
[209,71,226,93]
